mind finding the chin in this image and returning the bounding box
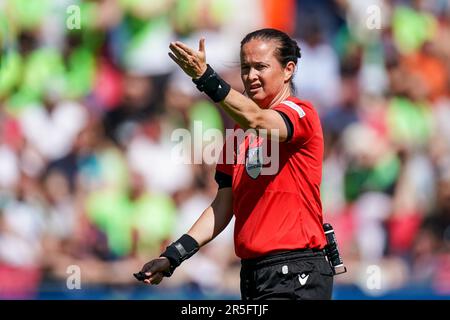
[250,94,271,109]
[249,92,265,103]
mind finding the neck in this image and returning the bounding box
[267,85,291,109]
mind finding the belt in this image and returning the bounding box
[241,248,325,269]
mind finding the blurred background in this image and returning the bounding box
[1,0,450,300]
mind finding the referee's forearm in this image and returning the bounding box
[219,89,262,130]
[187,189,233,247]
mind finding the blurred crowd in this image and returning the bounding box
[1,0,450,299]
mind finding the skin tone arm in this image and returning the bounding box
[187,187,234,247]
[168,39,292,142]
[140,187,233,284]
[219,89,289,140]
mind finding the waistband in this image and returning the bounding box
[241,248,325,269]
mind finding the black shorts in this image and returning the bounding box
[240,249,334,300]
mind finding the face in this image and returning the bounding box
[240,39,294,108]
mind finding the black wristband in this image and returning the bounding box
[192,64,231,102]
[160,234,200,277]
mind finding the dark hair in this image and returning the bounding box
[240,28,301,91]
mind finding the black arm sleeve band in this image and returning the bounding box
[275,110,294,142]
[160,234,199,277]
[215,170,232,189]
[192,64,231,102]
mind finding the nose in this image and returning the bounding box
[248,67,258,82]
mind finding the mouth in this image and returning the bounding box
[248,83,262,94]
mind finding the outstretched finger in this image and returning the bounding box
[199,38,205,53]
[175,41,195,56]
[169,42,188,61]
[168,52,186,69]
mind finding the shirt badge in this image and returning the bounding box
[245,146,262,179]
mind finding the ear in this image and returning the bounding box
[284,61,296,82]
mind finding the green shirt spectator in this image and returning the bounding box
[86,189,177,258]
[387,96,433,149]
[7,0,51,31]
[344,152,401,202]
[392,5,437,55]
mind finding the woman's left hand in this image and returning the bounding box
[169,38,207,79]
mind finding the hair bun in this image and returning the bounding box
[290,39,301,59]
[295,43,301,59]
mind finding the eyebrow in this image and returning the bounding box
[241,61,269,66]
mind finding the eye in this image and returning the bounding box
[255,64,267,71]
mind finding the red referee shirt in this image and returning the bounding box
[216,96,326,259]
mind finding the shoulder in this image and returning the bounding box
[272,96,318,118]
[284,96,316,110]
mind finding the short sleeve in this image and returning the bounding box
[272,100,317,145]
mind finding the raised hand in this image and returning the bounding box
[169,38,207,79]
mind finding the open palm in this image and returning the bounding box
[169,38,207,79]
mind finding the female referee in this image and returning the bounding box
[135,28,334,300]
